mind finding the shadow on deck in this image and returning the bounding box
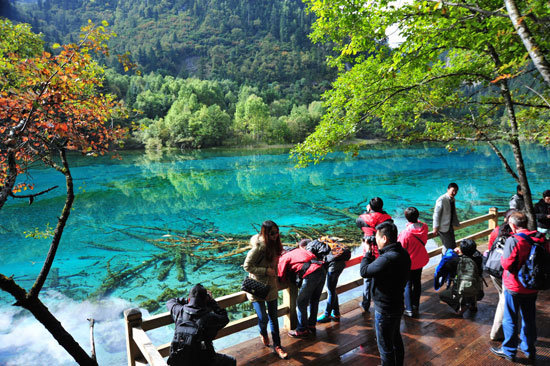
[222,265,550,366]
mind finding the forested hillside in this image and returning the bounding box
[3,0,351,148]
[9,0,335,90]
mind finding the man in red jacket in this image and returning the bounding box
[491,212,547,363]
[356,197,393,312]
[278,240,326,338]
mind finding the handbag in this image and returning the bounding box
[241,276,271,300]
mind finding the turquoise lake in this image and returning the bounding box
[1,142,549,365]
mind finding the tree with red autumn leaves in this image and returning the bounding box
[0,19,128,365]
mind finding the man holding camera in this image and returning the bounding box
[360,222,411,366]
[166,284,236,366]
[356,197,393,312]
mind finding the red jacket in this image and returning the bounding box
[501,230,547,295]
[357,212,393,258]
[488,226,499,250]
[277,247,323,279]
[398,221,429,270]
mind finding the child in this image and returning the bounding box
[438,239,483,316]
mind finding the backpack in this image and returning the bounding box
[516,233,550,290]
[167,313,206,365]
[456,256,482,298]
[483,235,506,278]
[320,236,352,262]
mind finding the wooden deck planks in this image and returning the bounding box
[221,262,550,365]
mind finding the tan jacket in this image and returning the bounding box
[243,234,279,302]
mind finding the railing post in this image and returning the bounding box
[488,207,499,230]
[488,207,499,241]
[282,283,298,331]
[124,308,143,366]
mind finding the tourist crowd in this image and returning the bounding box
[165,183,550,366]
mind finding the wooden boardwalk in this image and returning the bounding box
[222,265,550,365]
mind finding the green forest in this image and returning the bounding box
[3,0,366,149]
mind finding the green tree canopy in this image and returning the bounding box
[293,0,550,228]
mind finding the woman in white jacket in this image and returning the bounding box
[243,220,287,359]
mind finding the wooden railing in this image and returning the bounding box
[124,207,503,366]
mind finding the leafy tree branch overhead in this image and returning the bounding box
[294,0,550,229]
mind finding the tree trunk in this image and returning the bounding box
[0,275,98,366]
[487,44,537,229]
[499,79,537,229]
[504,0,550,88]
[0,149,17,210]
[29,149,74,298]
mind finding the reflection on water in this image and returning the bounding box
[1,142,550,364]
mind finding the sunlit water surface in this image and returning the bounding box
[1,143,549,365]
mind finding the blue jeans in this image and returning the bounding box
[374,311,404,366]
[296,267,325,331]
[252,299,281,347]
[324,264,345,317]
[362,278,372,310]
[502,288,537,358]
[404,268,422,312]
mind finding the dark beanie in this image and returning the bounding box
[188,283,208,307]
[460,239,477,257]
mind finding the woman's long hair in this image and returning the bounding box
[498,209,518,238]
[260,220,283,262]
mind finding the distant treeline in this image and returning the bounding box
[106,71,327,149]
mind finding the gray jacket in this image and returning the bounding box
[433,193,459,232]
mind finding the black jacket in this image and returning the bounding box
[360,242,411,314]
[166,297,229,354]
[535,199,550,229]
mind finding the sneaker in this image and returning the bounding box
[332,313,341,322]
[317,314,332,323]
[288,329,310,338]
[404,310,414,317]
[260,334,269,347]
[490,347,516,362]
[274,346,288,359]
[308,325,317,334]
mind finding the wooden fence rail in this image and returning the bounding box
[124,207,503,366]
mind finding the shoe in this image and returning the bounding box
[490,335,504,342]
[317,314,332,323]
[455,307,466,317]
[288,329,310,338]
[358,302,369,313]
[517,348,536,362]
[308,325,317,334]
[274,346,288,359]
[490,347,516,362]
[404,310,414,317]
[332,313,341,322]
[260,334,269,347]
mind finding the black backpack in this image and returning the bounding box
[516,233,550,290]
[483,235,506,277]
[167,313,206,365]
